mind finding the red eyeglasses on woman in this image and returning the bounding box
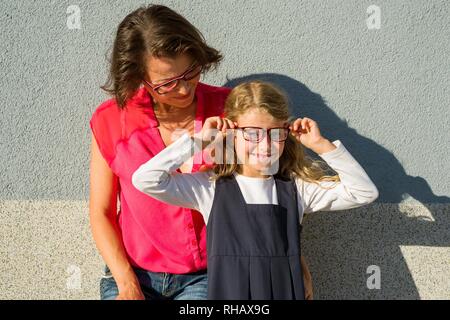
[143,64,203,94]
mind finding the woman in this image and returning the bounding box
[89,4,312,300]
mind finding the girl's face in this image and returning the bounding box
[144,53,201,109]
[234,108,287,178]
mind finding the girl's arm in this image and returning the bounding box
[289,117,378,213]
[297,139,379,213]
[132,117,234,222]
[131,133,215,217]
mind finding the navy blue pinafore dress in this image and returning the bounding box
[206,175,305,300]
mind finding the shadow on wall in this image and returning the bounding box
[224,74,450,299]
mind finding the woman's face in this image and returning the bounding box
[144,53,200,109]
[234,108,287,177]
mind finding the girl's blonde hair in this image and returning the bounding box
[213,80,340,186]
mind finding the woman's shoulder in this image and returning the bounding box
[91,88,150,122]
[197,82,232,118]
[197,82,232,96]
[91,98,118,125]
[90,88,152,165]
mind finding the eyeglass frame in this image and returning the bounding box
[235,126,291,143]
[142,63,203,94]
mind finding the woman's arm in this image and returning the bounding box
[89,134,144,300]
[301,256,313,300]
[297,139,379,213]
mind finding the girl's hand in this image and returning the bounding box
[198,116,235,146]
[289,117,336,154]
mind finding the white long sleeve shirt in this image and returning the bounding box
[132,134,379,224]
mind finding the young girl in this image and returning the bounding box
[132,81,379,300]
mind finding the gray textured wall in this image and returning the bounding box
[0,0,449,299]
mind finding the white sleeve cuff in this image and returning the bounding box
[318,140,347,161]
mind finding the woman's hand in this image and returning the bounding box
[116,280,145,300]
[289,117,336,154]
[300,256,314,300]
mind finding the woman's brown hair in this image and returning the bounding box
[102,4,223,108]
[213,81,340,186]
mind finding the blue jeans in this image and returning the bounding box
[100,265,208,300]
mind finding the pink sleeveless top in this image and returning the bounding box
[90,83,231,274]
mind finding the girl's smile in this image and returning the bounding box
[234,108,287,177]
